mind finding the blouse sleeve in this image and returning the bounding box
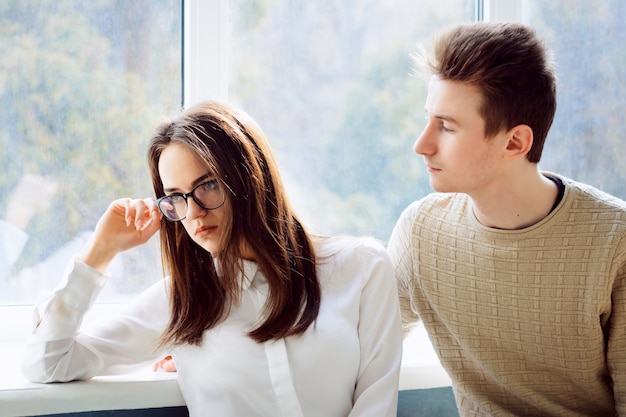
[349,241,402,417]
[21,258,169,383]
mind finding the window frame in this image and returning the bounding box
[480,0,525,22]
[181,0,524,101]
[183,0,229,106]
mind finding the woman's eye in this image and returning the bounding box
[169,194,184,203]
[202,180,218,190]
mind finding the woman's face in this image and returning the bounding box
[158,142,228,255]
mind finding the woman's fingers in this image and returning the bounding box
[120,198,159,231]
[122,198,134,227]
[82,198,161,271]
[152,355,177,373]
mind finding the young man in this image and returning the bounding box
[388,22,626,416]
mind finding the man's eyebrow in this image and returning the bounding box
[436,114,460,124]
[163,173,213,194]
[426,110,461,125]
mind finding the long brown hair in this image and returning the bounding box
[147,101,321,346]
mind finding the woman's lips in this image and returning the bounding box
[195,225,217,237]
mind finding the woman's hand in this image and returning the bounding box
[153,355,177,373]
[78,198,162,272]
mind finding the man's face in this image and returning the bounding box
[414,76,507,196]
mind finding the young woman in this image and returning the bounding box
[22,101,402,417]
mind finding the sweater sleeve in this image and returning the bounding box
[21,258,169,383]
[388,203,420,336]
[608,261,626,415]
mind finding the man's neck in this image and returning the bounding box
[469,170,560,230]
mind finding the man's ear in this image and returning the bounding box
[505,124,533,160]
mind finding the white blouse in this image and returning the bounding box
[22,237,402,417]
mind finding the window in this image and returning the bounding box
[516,0,626,198]
[0,0,182,305]
[7,0,622,341]
[1,0,474,308]
[226,0,474,239]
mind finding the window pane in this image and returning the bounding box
[229,0,474,240]
[523,1,626,198]
[0,0,182,304]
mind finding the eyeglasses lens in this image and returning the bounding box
[158,197,187,221]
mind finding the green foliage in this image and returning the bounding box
[320,51,429,237]
[0,0,180,268]
[229,0,473,241]
[528,0,626,198]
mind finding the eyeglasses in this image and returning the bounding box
[156,179,226,222]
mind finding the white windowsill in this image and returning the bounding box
[1,358,184,417]
[0,306,451,417]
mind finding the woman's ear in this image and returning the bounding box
[505,124,533,160]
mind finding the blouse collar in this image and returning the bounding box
[212,257,260,291]
[240,259,259,291]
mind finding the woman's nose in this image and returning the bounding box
[186,196,207,219]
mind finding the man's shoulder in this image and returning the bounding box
[559,174,626,213]
[402,192,468,217]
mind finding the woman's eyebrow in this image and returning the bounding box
[163,173,213,194]
[192,173,214,185]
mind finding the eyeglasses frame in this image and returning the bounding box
[156,179,226,222]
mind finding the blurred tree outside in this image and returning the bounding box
[229,0,625,241]
[229,0,474,239]
[2,0,623,304]
[0,0,181,302]
[524,0,626,198]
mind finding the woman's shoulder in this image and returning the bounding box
[312,235,388,263]
[312,236,393,293]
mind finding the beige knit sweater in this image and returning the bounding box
[389,174,626,416]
